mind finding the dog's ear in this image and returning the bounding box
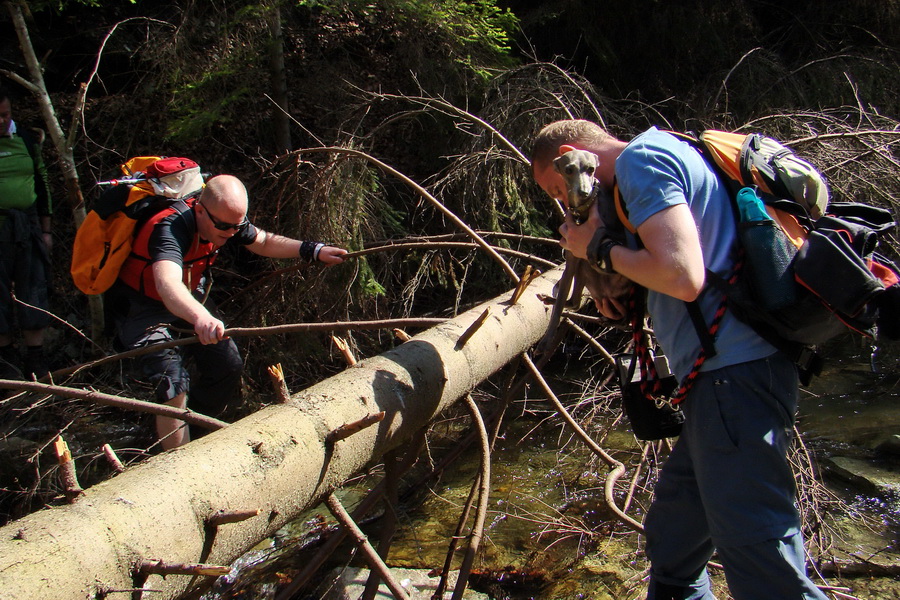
[559,144,577,155]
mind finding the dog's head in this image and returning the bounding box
[552,150,633,320]
[553,149,598,225]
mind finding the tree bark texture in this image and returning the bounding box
[0,266,566,600]
[267,3,291,154]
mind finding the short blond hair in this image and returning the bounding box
[530,119,610,173]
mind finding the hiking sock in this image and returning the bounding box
[23,345,49,380]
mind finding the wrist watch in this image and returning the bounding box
[587,228,622,274]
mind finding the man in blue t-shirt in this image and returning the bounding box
[531,119,828,600]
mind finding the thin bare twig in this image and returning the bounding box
[522,354,643,533]
[711,47,762,115]
[566,320,618,367]
[10,292,105,354]
[273,430,426,600]
[361,446,402,600]
[0,379,228,431]
[324,493,411,600]
[137,559,231,578]
[77,16,174,147]
[450,395,492,600]
[207,508,261,527]
[434,472,478,600]
[296,146,519,283]
[362,88,531,165]
[47,318,445,381]
[227,242,558,303]
[325,412,386,444]
[787,129,900,147]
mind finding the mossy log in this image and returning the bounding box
[0,266,567,600]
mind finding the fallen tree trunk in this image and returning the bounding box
[0,266,566,600]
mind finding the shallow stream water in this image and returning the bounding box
[206,339,900,600]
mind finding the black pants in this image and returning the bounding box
[0,210,50,335]
[110,285,243,418]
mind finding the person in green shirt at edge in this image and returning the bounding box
[0,85,53,380]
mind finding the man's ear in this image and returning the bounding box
[559,144,577,155]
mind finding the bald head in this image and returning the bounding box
[200,174,248,213]
[195,175,251,245]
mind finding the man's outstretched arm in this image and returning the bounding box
[247,230,348,264]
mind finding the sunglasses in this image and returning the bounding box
[200,200,249,231]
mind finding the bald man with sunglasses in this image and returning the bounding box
[109,175,347,449]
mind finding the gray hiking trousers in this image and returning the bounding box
[644,353,828,600]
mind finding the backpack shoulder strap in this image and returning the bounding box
[665,130,702,146]
[16,128,51,215]
[613,180,637,235]
[614,131,706,236]
[17,128,40,160]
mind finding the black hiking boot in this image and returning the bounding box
[22,346,49,380]
[0,344,22,380]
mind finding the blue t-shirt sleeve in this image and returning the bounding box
[615,135,690,229]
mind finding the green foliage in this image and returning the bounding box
[157,0,517,144]
[358,260,388,298]
[507,0,900,122]
[149,2,273,143]
[335,163,393,300]
[397,0,518,80]
[167,75,254,143]
[313,156,407,303]
[295,0,518,80]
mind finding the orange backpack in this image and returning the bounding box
[71,156,204,295]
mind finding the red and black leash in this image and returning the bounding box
[630,255,742,405]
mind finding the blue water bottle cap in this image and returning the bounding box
[736,187,771,222]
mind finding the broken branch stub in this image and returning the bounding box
[53,436,83,503]
[326,412,387,443]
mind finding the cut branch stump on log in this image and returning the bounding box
[53,436,83,503]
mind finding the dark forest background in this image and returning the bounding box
[2,0,899,520]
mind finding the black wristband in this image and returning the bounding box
[299,240,326,261]
[586,228,621,274]
[599,238,621,274]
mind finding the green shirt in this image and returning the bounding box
[0,129,51,216]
